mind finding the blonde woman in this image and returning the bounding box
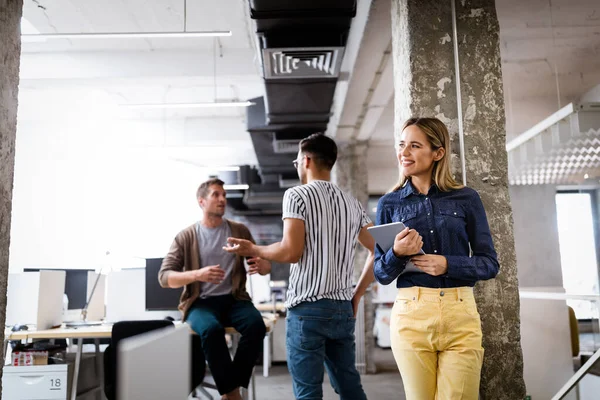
[374,117,499,400]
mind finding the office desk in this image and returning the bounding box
[5,314,277,400]
[5,324,109,400]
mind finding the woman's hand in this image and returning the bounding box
[410,254,448,276]
[392,227,423,257]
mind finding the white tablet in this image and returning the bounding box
[367,222,425,276]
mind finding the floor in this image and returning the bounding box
[197,347,406,400]
[580,332,600,354]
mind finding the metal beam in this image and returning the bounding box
[506,103,576,152]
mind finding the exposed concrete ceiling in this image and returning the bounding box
[22,0,255,51]
[497,0,600,138]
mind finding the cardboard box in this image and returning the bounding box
[11,350,49,366]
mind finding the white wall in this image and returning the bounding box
[9,118,210,272]
[510,184,564,287]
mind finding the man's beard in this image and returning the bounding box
[207,209,225,218]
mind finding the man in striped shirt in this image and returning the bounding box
[224,133,376,400]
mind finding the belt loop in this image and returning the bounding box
[464,287,470,299]
[414,287,420,301]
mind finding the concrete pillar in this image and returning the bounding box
[333,141,369,206]
[0,0,23,389]
[332,140,377,374]
[391,1,526,399]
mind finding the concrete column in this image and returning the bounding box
[333,141,369,206]
[0,0,23,388]
[391,1,526,399]
[332,140,376,374]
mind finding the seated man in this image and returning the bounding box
[158,178,271,400]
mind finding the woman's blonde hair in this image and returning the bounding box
[391,117,463,192]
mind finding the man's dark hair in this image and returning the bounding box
[196,178,225,199]
[299,133,338,171]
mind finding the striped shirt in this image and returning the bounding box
[282,180,371,308]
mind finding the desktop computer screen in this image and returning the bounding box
[145,258,181,311]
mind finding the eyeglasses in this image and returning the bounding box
[292,155,310,169]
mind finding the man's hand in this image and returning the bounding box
[351,294,362,318]
[247,257,271,276]
[410,255,448,276]
[392,227,423,257]
[195,265,225,284]
[223,238,258,257]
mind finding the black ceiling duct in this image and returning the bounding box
[229,1,356,214]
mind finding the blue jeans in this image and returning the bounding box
[186,295,266,395]
[286,299,367,400]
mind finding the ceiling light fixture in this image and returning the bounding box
[21,31,231,41]
[123,101,254,109]
[212,166,241,172]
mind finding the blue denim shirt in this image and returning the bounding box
[374,181,499,288]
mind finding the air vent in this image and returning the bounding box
[272,131,309,154]
[263,47,344,79]
[273,139,301,154]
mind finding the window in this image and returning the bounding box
[556,192,600,319]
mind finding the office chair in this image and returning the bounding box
[568,306,580,359]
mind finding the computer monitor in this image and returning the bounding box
[145,258,181,311]
[118,324,190,400]
[65,269,92,309]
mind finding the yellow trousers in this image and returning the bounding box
[390,287,484,400]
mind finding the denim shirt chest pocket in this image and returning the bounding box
[437,205,467,231]
[390,205,420,227]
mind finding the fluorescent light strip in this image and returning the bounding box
[223,184,249,190]
[212,166,241,172]
[124,101,254,109]
[21,31,231,41]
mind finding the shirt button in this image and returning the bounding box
[434,250,438,253]
[425,197,428,200]
[440,291,445,296]
[454,212,457,215]
[427,213,430,216]
[430,230,434,233]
